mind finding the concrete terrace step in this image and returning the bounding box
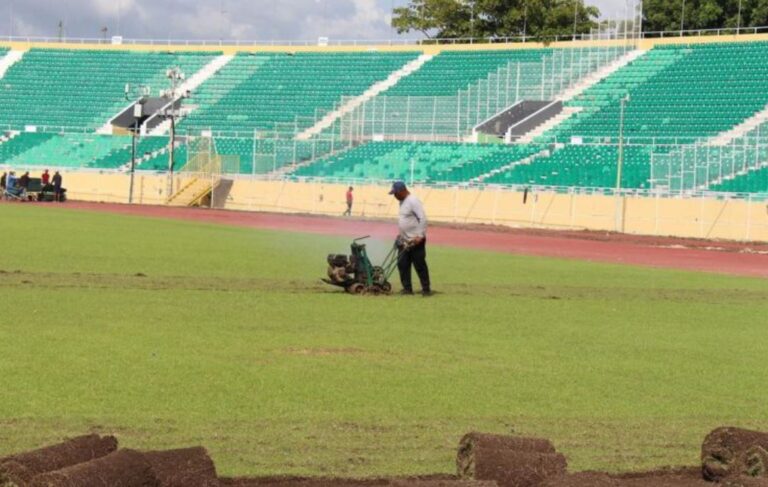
[148,54,235,136]
[294,54,434,141]
[0,50,25,80]
[709,105,768,146]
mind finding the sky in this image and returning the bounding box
[2,0,629,42]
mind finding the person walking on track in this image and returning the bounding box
[343,186,354,216]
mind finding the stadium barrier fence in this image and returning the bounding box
[9,169,764,242]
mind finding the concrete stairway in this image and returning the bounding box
[0,50,25,79]
[514,49,647,144]
[516,106,583,143]
[556,49,647,101]
[472,149,551,183]
[96,54,234,135]
[167,176,221,206]
[149,54,235,136]
[709,105,768,146]
[295,54,434,141]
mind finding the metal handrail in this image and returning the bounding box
[2,25,767,48]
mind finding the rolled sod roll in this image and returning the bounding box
[142,447,219,487]
[457,448,566,487]
[29,449,160,487]
[0,434,118,483]
[702,427,768,481]
[745,446,768,478]
[0,460,35,487]
[457,433,556,459]
[456,433,561,487]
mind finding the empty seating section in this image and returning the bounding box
[1,42,768,196]
[90,136,170,169]
[213,137,253,173]
[3,133,131,167]
[181,52,419,134]
[139,144,187,171]
[385,49,551,96]
[185,55,269,118]
[486,145,652,189]
[214,137,323,174]
[292,141,542,183]
[0,132,56,161]
[0,49,217,130]
[546,42,768,143]
[709,166,768,193]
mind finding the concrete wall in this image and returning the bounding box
[4,32,768,55]
[61,172,768,242]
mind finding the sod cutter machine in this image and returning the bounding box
[323,236,407,294]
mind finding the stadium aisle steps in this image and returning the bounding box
[0,49,218,130]
[181,52,420,135]
[542,42,768,143]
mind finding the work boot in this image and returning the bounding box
[399,289,414,296]
[421,289,433,297]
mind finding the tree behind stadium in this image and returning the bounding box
[391,0,601,41]
[643,0,768,33]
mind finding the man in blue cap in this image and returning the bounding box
[389,181,431,296]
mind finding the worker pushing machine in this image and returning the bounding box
[321,181,432,296]
[389,181,432,296]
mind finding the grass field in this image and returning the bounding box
[1,203,767,478]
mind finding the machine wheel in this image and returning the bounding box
[381,282,392,294]
[347,283,365,294]
[368,285,382,296]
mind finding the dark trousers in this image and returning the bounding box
[343,202,352,216]
[398,239,430,292]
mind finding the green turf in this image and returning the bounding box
[0,204,767,478]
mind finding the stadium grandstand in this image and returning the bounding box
[1,24,768,240]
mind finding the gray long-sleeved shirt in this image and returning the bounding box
[398,194,427,240]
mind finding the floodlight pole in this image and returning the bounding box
[470,1,475,40]
[573,0,578,41]
[522,2,528,42]
[737,0,743,34]
[129,118,138,204]
[165,67,186,198]
[680,0,685,36]
[126,91,148,204]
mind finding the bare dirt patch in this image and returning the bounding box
[31,201,768,278]
[283,348,366,357]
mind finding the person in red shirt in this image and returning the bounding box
[41,169,50,186]
[343,186,354,216]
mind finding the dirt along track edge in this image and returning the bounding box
[19,200,768,279]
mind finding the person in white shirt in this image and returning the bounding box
[389,181,432,296]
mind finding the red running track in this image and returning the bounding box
[30,201,768,279]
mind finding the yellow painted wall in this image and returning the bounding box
[3,32,768,55]
[57,172,768,242]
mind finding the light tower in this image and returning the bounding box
[163,67,187,197]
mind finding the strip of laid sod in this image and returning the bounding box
[1,203,767,477]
